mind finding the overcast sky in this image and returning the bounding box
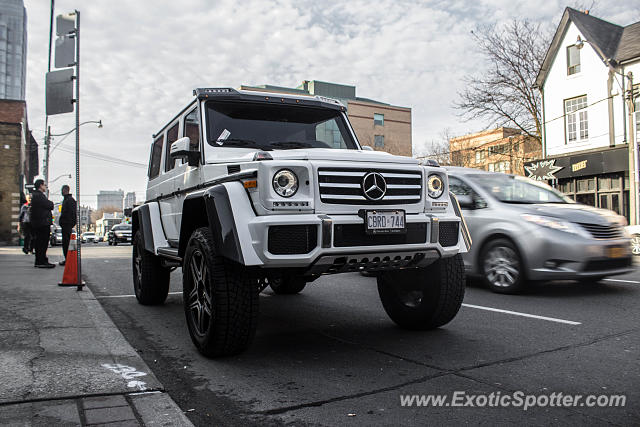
[23,0,640,208]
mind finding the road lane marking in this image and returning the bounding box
[96,291,182,299]
[462,303,581,325]
[603,278,640,284]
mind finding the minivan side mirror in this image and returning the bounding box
[456,194,475,209]
[170,136,199,167]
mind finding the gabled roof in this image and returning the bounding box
[617,22,640,63]
[535,8,639,87]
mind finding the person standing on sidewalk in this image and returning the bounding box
[18,194,33,254]
[31,179,55,268]
[58,184,77,266]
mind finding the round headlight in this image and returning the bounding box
[427,174,444,198]
[272,169,298,197]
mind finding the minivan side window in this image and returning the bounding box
[164,122,180,171]
[449,175,487,208]
[184,108,200,151]
[149,135,164,179]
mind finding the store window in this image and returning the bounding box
[565,96,588,143]
[374,113,384,126]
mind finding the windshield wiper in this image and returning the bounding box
[215,138,271,150]
[269,141,314,149]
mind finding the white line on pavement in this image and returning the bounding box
[462,303,582,325]
[603,278,640,284]
[96,291,182,299]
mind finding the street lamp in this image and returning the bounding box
[48,173,72,184]
[43,119,102,196]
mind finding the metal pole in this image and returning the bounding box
[44,0,54,196]
[628,72,639,224]
[74,10,82,291]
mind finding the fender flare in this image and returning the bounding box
[132,204,155,252]
[178,184,244,264]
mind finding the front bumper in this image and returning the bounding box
[245,212,466,272]
[114,235,132,243]
[525,233,633,280]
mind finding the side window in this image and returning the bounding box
[149,135,164,179]
[164,122,180,171]
[449,176,487,208]
[184,108,200,151]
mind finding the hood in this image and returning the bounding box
[206,148,419,165]
[518,203,625,226]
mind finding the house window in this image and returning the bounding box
[475,149,485,163]
[374,135,384,147]
[374,113,384,126]
[488,143,508,156]
[567,45,581,75]
[565,96,588,143]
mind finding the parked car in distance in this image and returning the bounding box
[50,226,63,246]
[624,225,640,255]
[81,231,98,243]
[108,224,132,245]
[447,167,632,293]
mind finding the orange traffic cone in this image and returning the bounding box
[59,232,84,288]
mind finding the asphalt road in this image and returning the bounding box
[78,243,639,426]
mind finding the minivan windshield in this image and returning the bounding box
[113,224,131,230]
[205,101,357,151]
[469,174,571,204]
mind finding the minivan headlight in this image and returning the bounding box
[272,169,298,197]
[522,214,582,235]
[427,174,444,198]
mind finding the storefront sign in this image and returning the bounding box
[524,160,564,181]
[525,147,628,180]
[572,160,587,172]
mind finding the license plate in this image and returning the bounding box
[365,210,406,234]
[608,246,626,258]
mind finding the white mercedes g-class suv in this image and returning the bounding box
[132,87,471,357]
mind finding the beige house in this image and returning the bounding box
[449,128,541,175]
[240,80,412,157]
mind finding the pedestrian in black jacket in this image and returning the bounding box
[18,194,33,254]
[58,184,77,266]
[31,179,55,268]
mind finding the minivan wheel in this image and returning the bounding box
[481,238,525,294]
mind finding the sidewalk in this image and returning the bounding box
[0,246,193,426]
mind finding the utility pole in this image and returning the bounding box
[73,10,82,291]
[627,72,638,225]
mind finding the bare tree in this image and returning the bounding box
[416,128,454,165]
[454,20,550,140]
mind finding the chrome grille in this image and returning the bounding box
[577,223,624,239]
[318,168,422,205]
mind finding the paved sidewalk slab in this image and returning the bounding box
[0,247,192,426]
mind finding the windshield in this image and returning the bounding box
[205,101,357,151]
[113,225,131,230]
[469,174,570,204]
[84,232,95,236]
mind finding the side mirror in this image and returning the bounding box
[456,194,474,209]
[361,145,374,151]
[170,136,199,167]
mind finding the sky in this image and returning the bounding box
[23,0,640,208]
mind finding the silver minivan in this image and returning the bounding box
[447,167,632,293]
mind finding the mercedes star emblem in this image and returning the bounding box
[362,172,387,201]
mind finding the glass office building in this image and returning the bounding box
[0,0,26,100]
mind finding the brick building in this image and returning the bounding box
[240,80,412,156]
[0,99,38,244]
[448,128,541,175]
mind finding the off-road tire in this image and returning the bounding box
[481,238,525,294]
[132,231,170,305]
[377,254,465,330]
[183,227,259,357]
[269,276,306,295]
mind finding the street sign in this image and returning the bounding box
[46,68,74,115]
[56,13,75,36]
[55,35,75,68]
